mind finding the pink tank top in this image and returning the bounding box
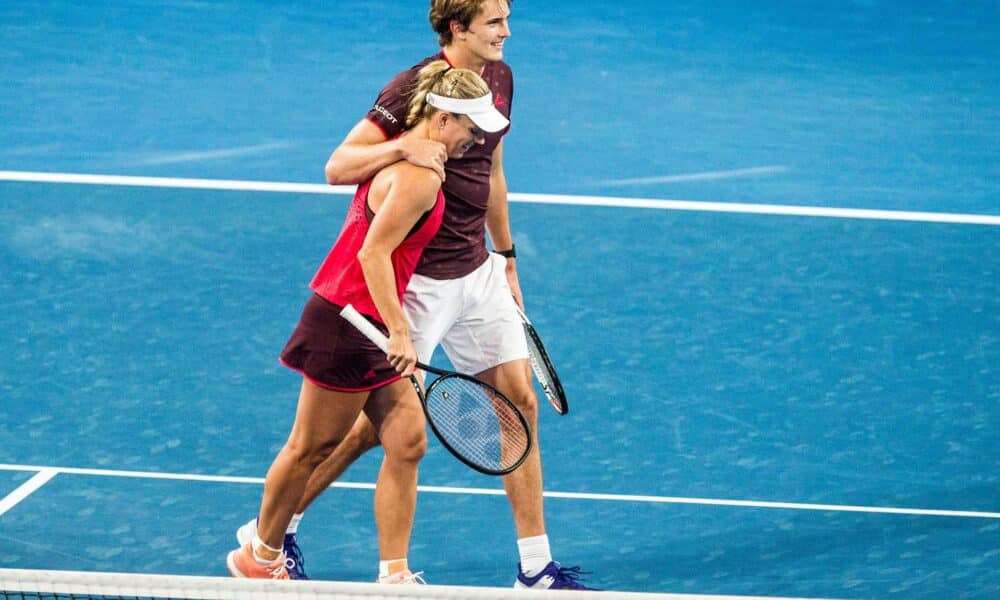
[310,179,445,322]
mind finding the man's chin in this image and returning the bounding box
[478,47,503,62]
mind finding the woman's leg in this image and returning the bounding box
[255,378,368,555]
[364,378,427,564]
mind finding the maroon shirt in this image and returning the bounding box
[365,52,513,279]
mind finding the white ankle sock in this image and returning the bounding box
[379,558,408,578]
[286,513,303,535]
[517,534,552,576]
[251,535,283,565]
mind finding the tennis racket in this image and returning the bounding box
[340,304,532,476]
[516,306,569,415]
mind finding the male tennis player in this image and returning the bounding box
[237,0,594,589]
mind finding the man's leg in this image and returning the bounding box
[478,359,596,589]
[295,411,382,513]
[476,359,544,538]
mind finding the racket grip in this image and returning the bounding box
[340,304,389,353]
[514,304,531,325]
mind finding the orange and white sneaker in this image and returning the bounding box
[226,544,289,580]
[377,570,426,585]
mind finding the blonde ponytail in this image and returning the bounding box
[405,60,491,128]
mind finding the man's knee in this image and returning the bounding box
[482,362,540,423]
[344,414,382,454]
[499,372,539,423]
[511,386,539,424]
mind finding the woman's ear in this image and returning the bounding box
[436,111,450,130]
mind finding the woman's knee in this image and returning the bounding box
[384,426,427,465]
[283,435,340,470]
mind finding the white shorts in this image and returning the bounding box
[403,253,529,375]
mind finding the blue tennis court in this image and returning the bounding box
[1,1,997,599]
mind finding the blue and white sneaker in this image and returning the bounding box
[281,535,308,580]
[514,561,595,590]
[236,517,310,580]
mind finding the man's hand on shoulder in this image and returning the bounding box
[398,135,447,181]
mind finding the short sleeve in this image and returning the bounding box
[365,70,417,140]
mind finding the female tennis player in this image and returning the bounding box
[226,60,508,583]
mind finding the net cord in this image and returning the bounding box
[0,567,790,600]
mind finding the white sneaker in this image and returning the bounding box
[235,517,257,546]
[378,570,426,585]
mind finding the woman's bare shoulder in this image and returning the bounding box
[376,161,442,192]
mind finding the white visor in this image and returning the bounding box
[425,91,509,133]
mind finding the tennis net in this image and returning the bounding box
[0,568,804,600]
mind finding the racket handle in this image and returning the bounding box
[340,304,389,353]
[514,304,531,324]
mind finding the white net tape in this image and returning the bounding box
[0,568,824,600]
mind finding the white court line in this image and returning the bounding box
[134,142,294,166]
[508,192,1000,225]
[0,469,58,518]
[597,165,789,186]
[0,169,354,195]
[0,463,996,520]
[1,170,998,226]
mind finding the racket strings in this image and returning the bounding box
[424,375,530,472]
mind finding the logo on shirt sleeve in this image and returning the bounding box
[374,105,399,124]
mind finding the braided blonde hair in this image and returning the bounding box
[405,59,491,129]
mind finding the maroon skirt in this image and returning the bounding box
[280,294,402,391]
